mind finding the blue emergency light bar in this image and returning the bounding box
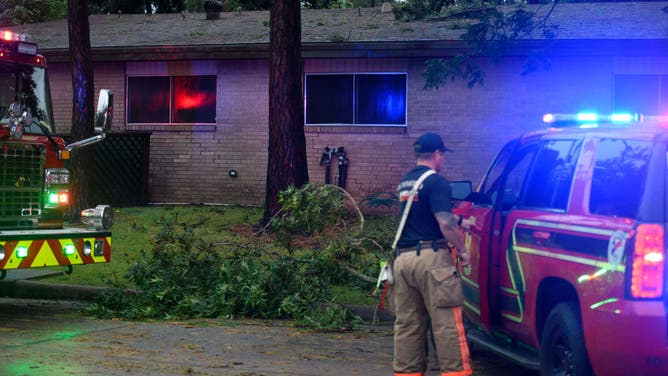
[543,112,642,127]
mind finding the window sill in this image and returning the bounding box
[126,124,216,132]
[305,125,407,134]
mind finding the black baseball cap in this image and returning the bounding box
[414,132,453,153]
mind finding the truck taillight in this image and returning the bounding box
[630,224,665,299]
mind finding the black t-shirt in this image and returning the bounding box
[396,165,452,248]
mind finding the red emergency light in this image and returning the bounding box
[0,30,31,42]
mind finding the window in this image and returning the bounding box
[589,139,651,218]
[305,73,406,126]
[522,140,581,211]
[478,139,520,206]
[503,145,539,209]
[127,75,216,125]
[0,62,53,134]
[614,74,668,115]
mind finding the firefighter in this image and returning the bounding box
[392,132,472,376]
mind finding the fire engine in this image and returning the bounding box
[0,30,113,279]
[452,113,668,375]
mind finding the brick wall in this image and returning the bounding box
[50,62,126,134]
[46,54,651,209]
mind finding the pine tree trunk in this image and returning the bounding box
[263,0,309,223]
[67,0,95,217]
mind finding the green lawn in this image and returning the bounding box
[45,205,264,288]
[41,204,392,307]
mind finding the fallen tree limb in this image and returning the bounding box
[341,262,376,284]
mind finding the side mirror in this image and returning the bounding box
[65,89,114,151]
[95,89,113,134]
[450,180,472,201]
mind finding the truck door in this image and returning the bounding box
[497,139,581,334]
[457,138,537,331]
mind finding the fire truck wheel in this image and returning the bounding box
[539,302,593,376]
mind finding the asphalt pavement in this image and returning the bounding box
[0,269,537,375]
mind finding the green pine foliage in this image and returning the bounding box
[393,0,559,88]
[85,185,396,330]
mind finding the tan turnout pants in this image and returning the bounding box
[392,246,472,376]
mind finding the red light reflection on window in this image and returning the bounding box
[172,76,216,124]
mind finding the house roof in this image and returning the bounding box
[6,2,668,62]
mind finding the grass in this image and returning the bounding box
[44,205,264,288]
[42,204,392,307]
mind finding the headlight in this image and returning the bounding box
[81,205,114,230]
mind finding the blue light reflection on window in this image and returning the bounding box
[355,74,406,125]
[304,72,407,126]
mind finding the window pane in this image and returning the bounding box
[172,75,217,124]
[479,139,519,206]
[523,140,580,211]
[305,74,353,124]
[127,76,170,124]
[502,145,538,210]
[614,74,660,114]
[355,74,406,125]
[589,139,651,218]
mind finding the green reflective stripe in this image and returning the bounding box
[460,274,478,289]
[515,219,616,237]
[590,298,618,310]
[500,286,518,295]
[504,245,525,322]
[463,300,480,316]
[514,245,625,272]
[501,312,522,323]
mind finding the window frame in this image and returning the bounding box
[126,74,217,126]
[304,72,408,127]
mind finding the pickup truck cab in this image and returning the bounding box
[453,113,668,376]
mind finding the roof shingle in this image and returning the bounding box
[8,2,667,50]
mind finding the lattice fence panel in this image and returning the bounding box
[87,133,150,207]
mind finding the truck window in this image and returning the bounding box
[589,139,651,218]
[523,140,581,211]
[0,62,53,134]
[500,144,538,210]
[478,139,520,206]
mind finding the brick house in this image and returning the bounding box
[8,2,668,208]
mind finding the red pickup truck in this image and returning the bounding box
[452,113,668,376]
